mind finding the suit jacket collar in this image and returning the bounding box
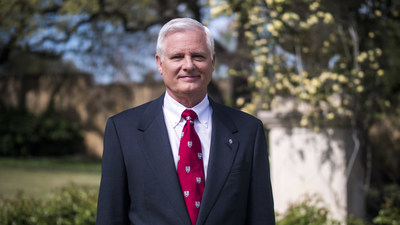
[137,94,240,225]
[137,94,192,224]
[197,98,239,225]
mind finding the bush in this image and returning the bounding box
[0,184,98,225]
[276,196,366,225]
[373,184,400,225]
[276,197,341,225]
[0,106,84,156]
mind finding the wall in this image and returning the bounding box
[258,103,365,222]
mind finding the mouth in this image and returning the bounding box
[178,75,201,81]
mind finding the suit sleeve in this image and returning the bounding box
[96,118,130,225]
[246,121,275,224]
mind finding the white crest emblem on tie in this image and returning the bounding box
[196,177,201,184]
[186,116,191,121]
[184,191,189,197]
[195,201,201,208]
[198,153,202,159]
[186,166,190,173]
[187,141,192,148]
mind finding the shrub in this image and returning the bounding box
[373,184,400,225]
[0,184,98,225]
[0,105,84,156]
[276,196,366,225]
[276,197,342,225]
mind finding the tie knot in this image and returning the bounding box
[182,109,198,122]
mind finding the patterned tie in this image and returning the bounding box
[177,109,205,225]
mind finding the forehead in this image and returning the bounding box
[164,29,208,51]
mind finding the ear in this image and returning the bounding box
[155,54,163,75]
[211,53,216,70]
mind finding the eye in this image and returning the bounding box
[170,54,183,60]
[193,54,206,61]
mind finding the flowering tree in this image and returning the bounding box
[210,0,400,211]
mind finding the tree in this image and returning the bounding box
[0,0,208,81]
[211,0,400,220]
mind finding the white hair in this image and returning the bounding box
[156,18,215,61]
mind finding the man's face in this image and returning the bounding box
[156,28,215,104]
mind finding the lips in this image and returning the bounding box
[178,75,201,80]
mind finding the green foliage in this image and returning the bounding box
[276,197,341,225]
[0,106,84,156]
[372,184,400,225]
[276,196,366,225]
[0,184,98,225]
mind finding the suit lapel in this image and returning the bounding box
[137,95,191,225]
[197,100,239,225]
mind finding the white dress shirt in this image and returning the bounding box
[162,92,212,179]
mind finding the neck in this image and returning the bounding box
[167,91,206,108]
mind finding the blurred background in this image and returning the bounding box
[0,0,399,224]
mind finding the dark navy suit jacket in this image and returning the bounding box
[96,94,275,225]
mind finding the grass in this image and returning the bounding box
[0,157,101,199]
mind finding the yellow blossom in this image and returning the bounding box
[307,15,319,26]
[356,86,364,93]
[255,81,263,88]
[273,19,284,30]
[276,82,283,90]
[375,48,382,56]
[267,23,275,32]
[236,97,245,106]
[300,21,309,29]
[300,117,309,127]
[338,75,348,83]
[269,87,276,94]
[317,11,325,18]
[323,13,334,24]
[375,10,382,17]
[309,2,319,11]
[358,71,365,78]
[265,0,273,6]
[209,0,217,7]
[357,52,368,62]
[377,69,384,76]
[370,62,379,70]
[241,103,255,114]
[368,32,375,38]
[326,113,335,120]
[332,84,340,92]
[248,76,255,83]
[392,9,399,17]
[262,103,270,110]
[210,4,230,17]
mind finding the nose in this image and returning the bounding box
[182,56,194,71]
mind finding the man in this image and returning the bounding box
[96,18,275,225]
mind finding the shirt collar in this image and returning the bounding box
[163,91,211,128]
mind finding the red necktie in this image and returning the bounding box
[177,109,205,225]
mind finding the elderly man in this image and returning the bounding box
[96,17,275,225]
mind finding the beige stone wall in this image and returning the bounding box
[0,74,231,157]
[0,74,165,157]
